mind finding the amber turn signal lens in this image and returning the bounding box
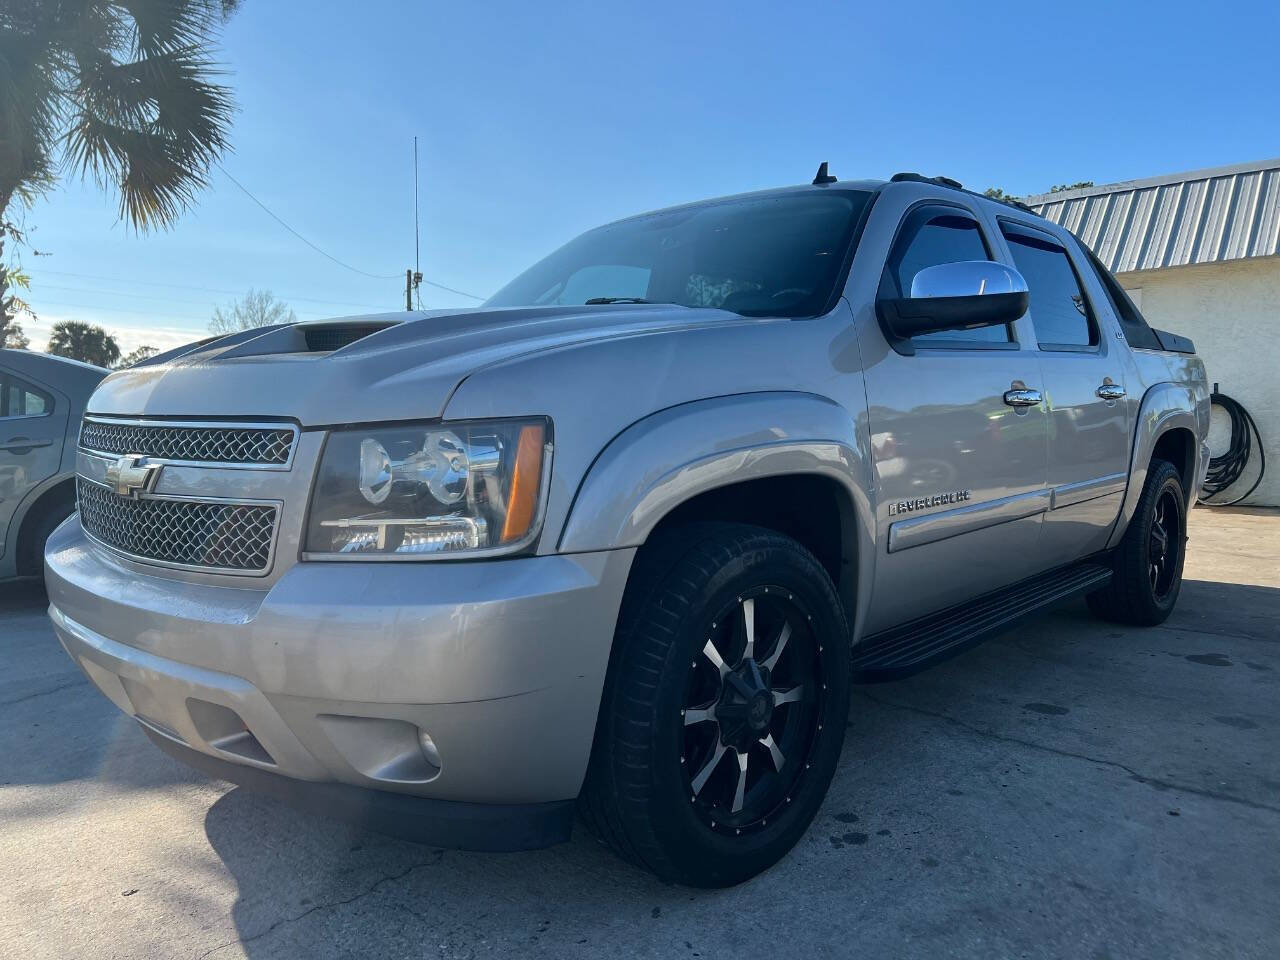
[501,423,545,543]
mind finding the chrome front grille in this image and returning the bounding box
[80,418,296,466]
[77,480,278,572]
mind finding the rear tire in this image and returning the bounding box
[19,497,75,577]
[1087,459,1186,626]
[579,523,851,887]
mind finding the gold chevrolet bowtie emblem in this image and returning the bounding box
[105,455,161,498]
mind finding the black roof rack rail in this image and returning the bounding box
[888,172,1044,217]
[1003,198,1038,214]
[890,172,963,189]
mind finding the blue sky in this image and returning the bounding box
[17,0,1279,353]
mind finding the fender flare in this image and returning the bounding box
[557,391,876,635]
[1107,380,1208,551]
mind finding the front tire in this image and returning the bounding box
[1088,459,1187,626]
[580,523,851,887]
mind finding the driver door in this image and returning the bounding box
[856,196,1049,633]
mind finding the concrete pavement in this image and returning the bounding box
[1,507,1277,959]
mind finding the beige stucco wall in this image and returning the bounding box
[1117,256,1279,506]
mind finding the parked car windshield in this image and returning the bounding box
[485,190,873,318]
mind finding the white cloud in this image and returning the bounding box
[19,312,207,358]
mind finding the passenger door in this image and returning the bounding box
[856,198,1049,633]
[0,370,66,564]
[994,220,1131,563]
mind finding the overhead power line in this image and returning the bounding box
[418,275,483,300]
[218,164,486,300]
[218,165,400,280]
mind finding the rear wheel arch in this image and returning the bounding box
[16,477,76,576]
[1108,382,1202,551]
[1151,426,1196,504]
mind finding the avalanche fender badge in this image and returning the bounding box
[888,490,972,516]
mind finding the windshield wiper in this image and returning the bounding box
[584,297,653,305]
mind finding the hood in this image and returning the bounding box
[87,304,755,425]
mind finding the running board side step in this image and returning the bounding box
[851,561,1113,682]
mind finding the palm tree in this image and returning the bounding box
[0,0,238,330]
[46,320,120,367]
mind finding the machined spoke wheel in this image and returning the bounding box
[1148,489,1179,599]
[681,588,822,831]
[579,523,851,887]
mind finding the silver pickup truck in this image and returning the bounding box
[45,168,1209,887]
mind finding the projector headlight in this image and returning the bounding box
[305,418,551,559]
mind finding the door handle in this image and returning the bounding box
[0,438,53,453]
[1003,388,1043,407]
[1095,383,1127,401]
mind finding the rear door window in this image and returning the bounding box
[881,207,1011,345]
[1000,224,1098,350]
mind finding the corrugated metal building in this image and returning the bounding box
[1029,159,1280,506]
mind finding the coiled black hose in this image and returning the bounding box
[1201,386,1266,506]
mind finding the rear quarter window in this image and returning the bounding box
[0,373,54,418]
[1076,241,1162,350]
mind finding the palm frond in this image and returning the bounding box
[1,0,234,231]
[0,15,63,206]
[116,0,216,57]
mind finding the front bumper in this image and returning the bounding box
[46,518,634,838]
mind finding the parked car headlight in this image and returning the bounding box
[305,418,551,558]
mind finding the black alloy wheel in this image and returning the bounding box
[1088,458,1187,626]
[580,523,851,887]
[681,588,824,834]
[1147,487,1182,601]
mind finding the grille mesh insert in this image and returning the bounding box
[78,480,277,572]
[80,420,295,465]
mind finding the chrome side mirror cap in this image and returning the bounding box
[876,260,1030,356]
[909,260,1028,300]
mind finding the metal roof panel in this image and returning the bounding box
[1030,159,1280,272]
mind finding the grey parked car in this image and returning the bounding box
[45,168,1209,886]
[1,349,105,583]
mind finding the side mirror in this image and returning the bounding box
[876,260,1029,355]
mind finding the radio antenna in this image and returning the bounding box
[414,136,419,276]
[406,136,423,310]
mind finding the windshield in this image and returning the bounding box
[485,190,873,318]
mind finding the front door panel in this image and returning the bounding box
[853,194,1049,634]
[861,351,1048,632]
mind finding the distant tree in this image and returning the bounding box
[46,320,120,367]
[0,246,33,347]
[210,289,297,334]
[983,180,1095,206]
[0,0,241,338]
[116,344,159,368]
[3,322,30,349]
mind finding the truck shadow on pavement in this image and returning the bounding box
[191,578,1278,959]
